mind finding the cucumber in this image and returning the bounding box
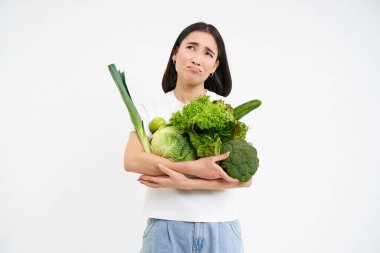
[233,99,262,120]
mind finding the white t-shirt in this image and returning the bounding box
[134,90,239,222]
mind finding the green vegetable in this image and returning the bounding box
[219,139,259,182]
[187,132,222,157]
[171,96,235,134]
[170,96,237,157]
[150,126,196,162]
[149,117,166,134]
[233,99,262,120]
[108,64,151,153]
[229,121,249,141]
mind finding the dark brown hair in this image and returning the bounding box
[162,22,232,97]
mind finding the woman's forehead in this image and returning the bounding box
[182,31,218,52]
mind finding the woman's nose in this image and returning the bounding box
[191,52,201,66]
[191,60,201,66]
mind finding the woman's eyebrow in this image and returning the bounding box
[186,42,216,55]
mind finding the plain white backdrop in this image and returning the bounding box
[1,0,379,252]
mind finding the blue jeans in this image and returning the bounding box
[140,218,244,253]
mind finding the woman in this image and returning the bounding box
[125,22,252,253]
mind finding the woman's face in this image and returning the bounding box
[172,31,219,86]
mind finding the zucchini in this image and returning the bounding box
[233,99,262,120]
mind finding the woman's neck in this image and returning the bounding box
[173,83,207,104]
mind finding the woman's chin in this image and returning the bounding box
[183,76,206,86]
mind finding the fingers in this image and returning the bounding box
[219,169,239,183]
[213,151,230,162]
[138,175,162,183]
[138,164,178,188]
[138,179,160,188]
[157,164,177,177]
[212,152,238,182]
[138,174,165,188]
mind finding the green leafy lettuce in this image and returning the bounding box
[170,96,248,158]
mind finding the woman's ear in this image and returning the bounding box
[212,60,220,73]
[172,48,178,62]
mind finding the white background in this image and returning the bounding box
[1,0,379,252]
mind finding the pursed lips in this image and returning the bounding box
[188,66,201,73]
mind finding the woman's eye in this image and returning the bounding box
[187,46,195,50]
[206,52,214,58]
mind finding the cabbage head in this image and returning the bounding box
[150,126,196,162]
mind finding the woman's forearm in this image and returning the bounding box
[124,132,196,176]
[125,132,239,182]
[125,151,195,176]
[137,164,252,190]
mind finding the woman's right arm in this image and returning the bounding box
[124,131,238,182]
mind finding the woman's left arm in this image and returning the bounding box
[138,164,252,190]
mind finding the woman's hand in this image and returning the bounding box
[138,164,252,190]
[189,152,239,183]
[138,164,192,190]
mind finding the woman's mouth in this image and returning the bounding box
[188,66,201,73]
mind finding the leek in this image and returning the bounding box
[108,64,152,153]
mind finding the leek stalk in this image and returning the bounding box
[108,64,152,153]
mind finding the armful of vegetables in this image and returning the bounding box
[108,64,262,182]
[165,96,261,182]
[147,95,261,182]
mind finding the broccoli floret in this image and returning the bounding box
[219,139,259,182]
